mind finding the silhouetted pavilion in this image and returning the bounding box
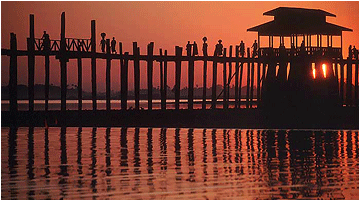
[247,7,352,58]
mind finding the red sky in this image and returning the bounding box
[1,1,358,92]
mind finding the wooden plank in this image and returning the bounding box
[91,20,97,111]
[202,52,207,109]
[223,48,227,109]
[60,12,67,112]
[235,46,239,108]
[77,58,82,111]
[188,50,194,110]
[246,48,250,108]
[28,14,35,112]
[175,46,182,110]
[121,52,129,110]
[346,57,352,106]
[133,42,140,110]
[106,39,111,111]
[147,42,154,110]
[160,49,165,110]
[164,50,168,109]
[9,33,17,114]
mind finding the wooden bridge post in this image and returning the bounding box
[346,57,352,106]
[77,57,82,111]
[27,14,35,112]
[91,20,97,111]
[223,48,228,109]
[175,46,182,110]
[250,58,255,108]
[235,46,239,108]
[257,58,261,106]
[121,52,129,110]
[355,59,359,107]
[44,45,50,112]
[228,46,233,107]
[246,48,251,108]
[106,39,111,111]
[133,42,140,110]
[202,52,207,110]
[340,59,344,105]
[147,42,154,110]
[60,12,68,113]
[239,57,244,108]
[160,49,165,110]
[164,50,168,109]
[188,49,195,110]
[212,52,218,109]
[9,33,18,115]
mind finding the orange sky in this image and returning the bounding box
[1,1,358,92]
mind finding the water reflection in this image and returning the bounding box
[1,127,359,199]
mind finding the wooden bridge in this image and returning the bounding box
[2,12,359,117]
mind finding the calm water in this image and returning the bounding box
[1,99,254,111]
[1,127,358,199]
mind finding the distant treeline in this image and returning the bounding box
[1,84,257,100]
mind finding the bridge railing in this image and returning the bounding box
[33,38,92,52]
[259,47,342,58]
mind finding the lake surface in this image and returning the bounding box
[1,127,358,199]
[1,99,254,111]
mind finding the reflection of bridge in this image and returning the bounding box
[2,8,359,121]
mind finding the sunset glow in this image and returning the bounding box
[313,68,316,79]
[322,64,327,78]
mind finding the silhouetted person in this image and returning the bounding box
[111,37,116,54]
[348,45,352,58]
[353,46,358,60]
[202,37,208,56]
[251,40,257,57]
[240,40,245,57]
[41,31,50,51]
[186,41,192,56]
[100,33,106,53]
[215,40,223,56]
[193,41,198,56]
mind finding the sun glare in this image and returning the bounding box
[322,64,327,78]
[312,68,316,79]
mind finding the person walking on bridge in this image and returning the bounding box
[202,37,208,57]
[111,37,117,54]
[193,41,198,56]
[215,39,223,56]
[186,41,192,56]
[239,40,245,57]
[251,40,258,57]
[41,31,50,51]
[100,33,106,53]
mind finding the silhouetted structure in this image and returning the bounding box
[1,8,358,120]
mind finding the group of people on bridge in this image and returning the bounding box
[186,37,258,58]
[348,45,358,60]
[100,33,117,54]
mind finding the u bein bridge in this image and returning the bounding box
[2,7,359,128]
